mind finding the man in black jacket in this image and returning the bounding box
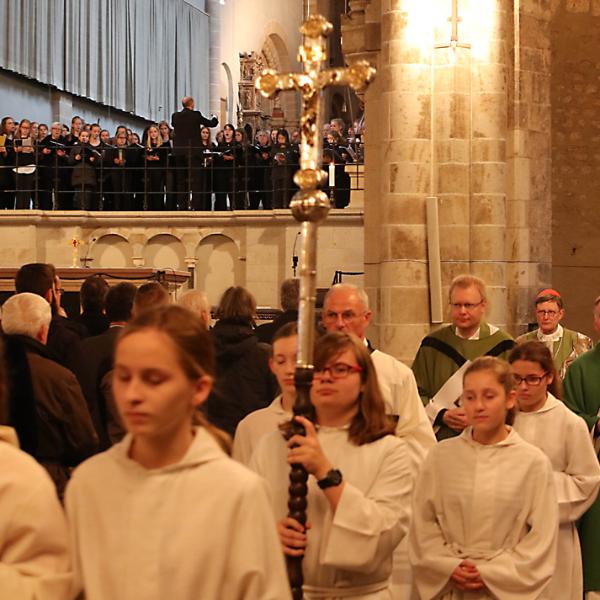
[171,96,218,210]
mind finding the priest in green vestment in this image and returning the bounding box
[517,288,592,379]
[563,296,600,598]
[412,275,515,441]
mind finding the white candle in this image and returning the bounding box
[328,162,335,188]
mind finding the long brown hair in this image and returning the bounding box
[463,357,516,425]
[116,305,231,453]
[508,341,562,399]
[313,332,396,445]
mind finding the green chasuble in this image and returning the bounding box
[516,327,592,379]
[563,345,600,593]
[412,322,515,441]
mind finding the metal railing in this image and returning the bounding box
[0,142,364,211]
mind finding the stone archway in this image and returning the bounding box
[90,234,133,268]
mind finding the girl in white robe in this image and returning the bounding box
[509,341,600,599]
[65,305,291,600]
[250,331,412,600]
[409,356,558,600]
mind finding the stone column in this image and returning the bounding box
[206,0,222,119]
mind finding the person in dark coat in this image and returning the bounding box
[2,293,98,499]
[255,278,299,344]
[73,274,110,337]
[205,286,277,437]
[79,282,137,449]
[171,96,218,211]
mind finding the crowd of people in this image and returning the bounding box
[2,266,600,599]
[0,100,364,212]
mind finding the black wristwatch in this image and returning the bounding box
[317,469,343,489]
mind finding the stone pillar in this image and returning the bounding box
[343,0,553,363]
[206,0,222,119]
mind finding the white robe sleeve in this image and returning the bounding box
[554,415,600,524]
[0,476,74,600]
[476,457,558,600]
[221,477,292,600]
[232,419,253,465]
[408,452,463,599]
[319,438,412,573]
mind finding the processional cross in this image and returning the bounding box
[256,15,375,600]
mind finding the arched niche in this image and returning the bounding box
[196,234,242,306]
[143,234,186,270]
[91,234,133,268]
[221,62,234,125]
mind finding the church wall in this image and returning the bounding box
[346,0,554,364]
[0,211,364,309]
[551,1,600,339]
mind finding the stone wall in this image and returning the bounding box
[0,210,364,309]
[551,0,600,338]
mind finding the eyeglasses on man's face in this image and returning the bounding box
[314,362,363,380]
[536,310,558,318]
[514,373,548,386]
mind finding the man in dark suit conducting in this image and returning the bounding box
[171,96,218,210]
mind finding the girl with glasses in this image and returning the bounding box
[509,341,600,600]
[65,306,291,600]
[409,356,559,599]
[250,331,412,599]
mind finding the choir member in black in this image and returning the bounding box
[270,129,298,209]
[37,123,48,142]
[38,122,68,210]
[248,129,272,210]
[69,130,101,211]
[0,116,16,209]
[13,119,38,209]
[326,131,355,163]
[323,148,351,209]
[66,116,83,144]
[141,124,168,211]
[159,120,177,211]
[197,126,216,211]
[104,130,134,211]
[100,129,110,145]
[234,128,250,210]
[171,96,218,211]
[127,135,145,211]
[214,124,240,211]
[30,122,39,142]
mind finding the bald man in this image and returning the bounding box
[171,96,218,210]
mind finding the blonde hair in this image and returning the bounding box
[449,274,487,302]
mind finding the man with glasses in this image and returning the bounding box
[563,295,600,599]
[412,274,514,441]
[321,283,435,600]
[516,288,592,379]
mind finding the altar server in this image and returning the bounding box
[509,341,600,599]
[251,331,412,599]
[65,305,291,600]
[409,356,558,600]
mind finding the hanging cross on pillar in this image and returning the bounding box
[436,0,471,49]
[256,14,375,600]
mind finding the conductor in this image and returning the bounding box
[171,96,218,210]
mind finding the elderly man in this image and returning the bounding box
[322,283,436,600]
[563,295,600,599]
[1,292,98,498]
[412,274,514,441]
[178,289,211,330]
[516,288,592,379]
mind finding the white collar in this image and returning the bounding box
[536,323,563,344]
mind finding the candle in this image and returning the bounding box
[328,162,335,188]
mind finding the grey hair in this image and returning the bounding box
[323,283,370,310]
[178,290,210,314]
[1,293,51,339]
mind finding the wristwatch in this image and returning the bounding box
[317,469,343,489]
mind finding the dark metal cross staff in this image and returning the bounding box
[256,14,375,600]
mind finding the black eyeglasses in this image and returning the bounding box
[314,363,362,380]
[514,373,548,386]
